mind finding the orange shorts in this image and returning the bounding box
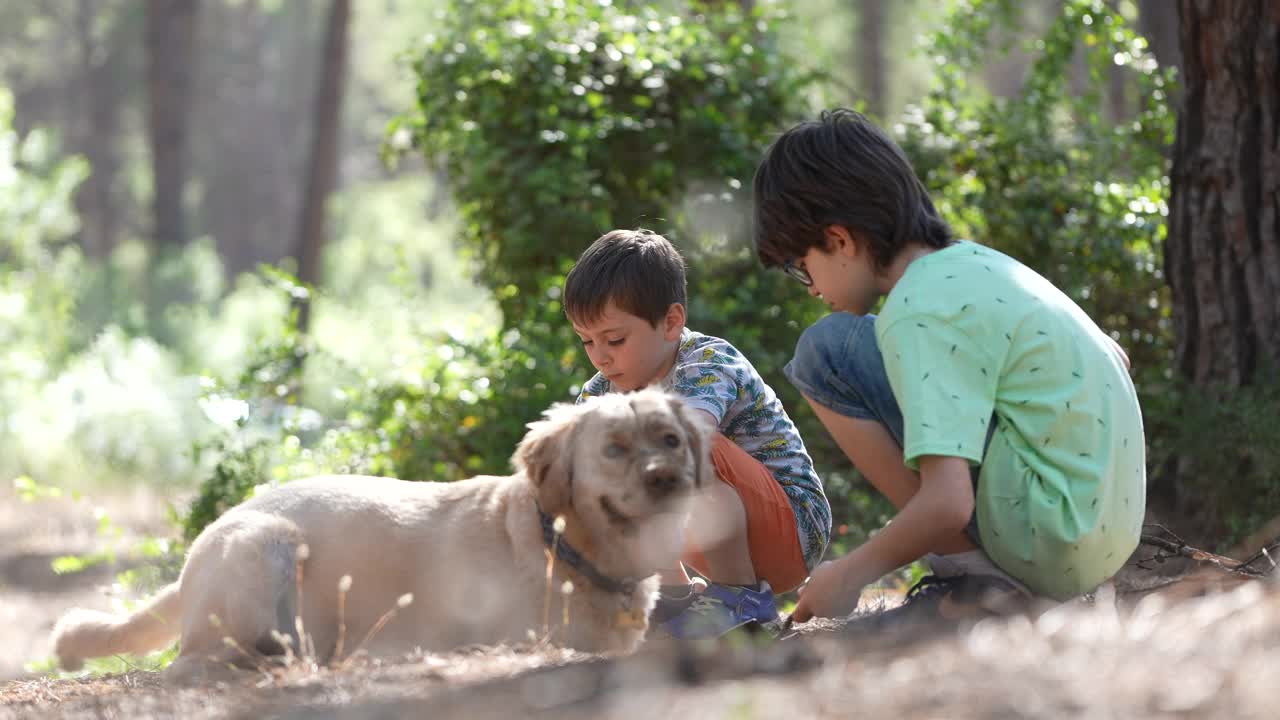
[681,434,810,593]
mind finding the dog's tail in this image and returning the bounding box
[52,582,183,670]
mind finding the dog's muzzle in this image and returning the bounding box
[642,459,692,500]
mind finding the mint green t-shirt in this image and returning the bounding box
[876,241,1145,599]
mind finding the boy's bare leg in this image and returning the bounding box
[659,479,757,587]
[804,395,977,556]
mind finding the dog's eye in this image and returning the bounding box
[604,442,627,458]
[663,433,681,448]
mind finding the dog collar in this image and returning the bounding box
[537,507,641,597]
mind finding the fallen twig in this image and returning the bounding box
[1138,524,1279,578]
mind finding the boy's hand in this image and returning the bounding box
[790,558,863,623]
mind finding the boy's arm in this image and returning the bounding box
[791,455,974,622]
[667,344,739,426]
[692,409,720,432]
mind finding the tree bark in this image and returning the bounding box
[1166,0,1280,389]
[145,0,199,250]
[1160,1,1280,531]
[293,0,350,334]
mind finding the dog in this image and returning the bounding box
[51,388,713,683]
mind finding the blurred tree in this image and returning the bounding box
[73,0,131,260]
[1160,1,1280,528]
[192,0,319,278]
[294,0,351,334]
[858,0,887,117]
[0,5,142,261]
[1138,0,1181,80]
[145,0,199,250]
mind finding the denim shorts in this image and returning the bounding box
[784,313,992,545]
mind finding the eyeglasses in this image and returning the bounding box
[782,259,813,286]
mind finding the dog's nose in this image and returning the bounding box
[644,467,680,497]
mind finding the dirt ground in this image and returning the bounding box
[0,483,179,683]
[2,485,1277,719]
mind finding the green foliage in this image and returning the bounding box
[0,87,88,390]
[180,271,582,540]
[2,90,220,491]
[1145,373,1280,548]
[896,0,1176,388]
[388,0,902,539]
[393,0,814,318]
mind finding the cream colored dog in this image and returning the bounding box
[52,389,712,683]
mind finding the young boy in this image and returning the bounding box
[563,229,831,637]
[751,109,1144,623]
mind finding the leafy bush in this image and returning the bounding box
[0,87,87,409]
[394,0,906,539]
[392,0,814,318]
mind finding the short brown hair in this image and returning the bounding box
[563,229,687,327]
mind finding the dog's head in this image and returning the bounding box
[512,388,715,574]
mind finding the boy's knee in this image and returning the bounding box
[784,313,880,409]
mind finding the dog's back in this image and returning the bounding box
[52,474,540,677]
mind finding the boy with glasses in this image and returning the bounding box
[753,109,1144,624]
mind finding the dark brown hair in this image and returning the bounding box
[563,229,687,327]
[753,108,953,270]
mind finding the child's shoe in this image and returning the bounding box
[660,581,778,639]
[849,573,1027,633]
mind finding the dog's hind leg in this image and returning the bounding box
[254,536,302,657]
[174,512,306,677]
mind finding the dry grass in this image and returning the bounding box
[4,569,1277,720]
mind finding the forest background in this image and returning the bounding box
[2,0,1276,622]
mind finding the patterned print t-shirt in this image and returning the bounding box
[876,241,1146,600]
[578,328,830,569]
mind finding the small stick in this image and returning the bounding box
[560,580,574,633]
[542,515,566,638]
[294,544,311,660]
[341,593,413,669]
[333,575,353,663]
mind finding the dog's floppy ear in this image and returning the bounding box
[512,401,581,514]
[669,397,717,490]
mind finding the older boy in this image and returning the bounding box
[752,109,1144,623]
[564,229,831,637]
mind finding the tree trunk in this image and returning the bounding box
[1161,0,1280,529]
[145,0,199,250]
[1138,0,1182,80]
[1166,0,1280,389]
[74,0,123,260]
[293,0,350,334]
[858,0,887,118]
[194,0,312,278]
